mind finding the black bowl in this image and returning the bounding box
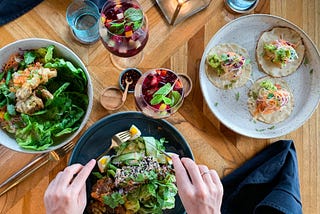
[68,111,193,214]
[119,68,142,93]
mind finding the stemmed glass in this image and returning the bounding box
[99,0,149,69]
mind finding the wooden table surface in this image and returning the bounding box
[0,0,319,213]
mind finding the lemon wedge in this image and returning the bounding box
[97,155,111,173]
[165,152,176,165]
[129,124,141,140]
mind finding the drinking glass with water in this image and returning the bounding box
[225,0,259,13]
[66,0,100,44]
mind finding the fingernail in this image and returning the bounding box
[88,159,96,165]
[171,154,179,159]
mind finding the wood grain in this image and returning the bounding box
[0,0,319,213]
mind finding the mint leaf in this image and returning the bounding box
[162,96,172,105]
[124,8,143,22]
[150,94,163,105]
[109,22,125,34]
[153,83,172,97]
[171,91,181,107]
[133,21,141,30]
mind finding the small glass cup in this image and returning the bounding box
[134,68,185,119]
[224,0,259,13]
[66,0,100,44]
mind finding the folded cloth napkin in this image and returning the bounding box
[0,0,43,26]
[221,140,302,214]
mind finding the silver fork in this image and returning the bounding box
[113,130,172,159]
[112,130,132,144]
[95,139,119,161]
[0,142,74,197]
[96,131,132,160]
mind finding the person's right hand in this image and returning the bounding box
[172,155,223,214]
[44,159,96,214]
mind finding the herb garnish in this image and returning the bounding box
[268,126,275,130]
[108,8,143,35]
[150,82,181,107]
[235,92,240,101]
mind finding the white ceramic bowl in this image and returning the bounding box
[0,38,93,153]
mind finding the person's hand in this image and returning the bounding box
[172,155,223,214]
[44,159,96,214]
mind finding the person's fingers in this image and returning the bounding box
[46,171,63,193]
[172,155,192,186]
[57,163,84,187]
[70,159,96,192]
[198,165,209,174]
[44,171,64,203]
[209,169,223,194]
[198,165,213,184]
[78,184,87,208]
[181,158,204,188]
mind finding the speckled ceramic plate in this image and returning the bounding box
[199,14,320,139]
[69,111,193,213]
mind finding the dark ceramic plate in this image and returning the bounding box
[68,111,194,214]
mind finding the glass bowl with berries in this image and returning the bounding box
[99,0,149,69]
[134,68,185,119]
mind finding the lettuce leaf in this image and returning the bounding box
[5,45,89,151]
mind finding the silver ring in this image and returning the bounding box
[201,171,210,177]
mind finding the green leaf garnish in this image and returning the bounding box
[149,81,181,107]
[235,92,240,101]
[109,22,125,35]
[150,94,163,105]
[171,91,181,107]
[268,126,275,130]
[109,8,143,35]
[124,8,143,22]
[153,83,172,97]
[162,96,172,105]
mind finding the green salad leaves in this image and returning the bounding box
[0,45,88,150]
[91,136,177,213]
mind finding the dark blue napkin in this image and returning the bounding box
[221,140,302,214]
[0,0,43,26]
[0,0,106,27]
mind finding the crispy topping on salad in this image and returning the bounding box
[12,62,57,114]
[254,80,290,116]
[207,51,248,80]
[263,39,298,68]
[90,134,177,214]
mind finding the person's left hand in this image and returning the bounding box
[44,159,96,214]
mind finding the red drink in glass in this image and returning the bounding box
[134,68,185,118]
[99,0,148,58]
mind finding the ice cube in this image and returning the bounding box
[107,39,116,47]
[129,39,141,49]
[117,13,124,20]
[119,46,127,53]
[99,28,108,38]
